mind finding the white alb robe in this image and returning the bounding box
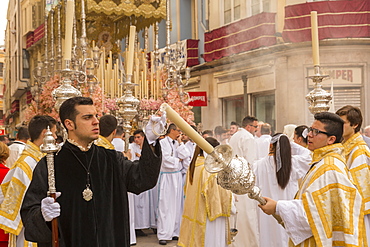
[157,136,190,240]
[228,128,259,247]
[255,134,271,160]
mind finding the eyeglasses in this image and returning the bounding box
[303,127,333,138]
[249,125,258,128]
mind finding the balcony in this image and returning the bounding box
[282,0,370,43]
[204,12,277,62]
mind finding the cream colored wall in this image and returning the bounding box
[199,73,223,131]
[285,0,306,6]
[208,0,220,31]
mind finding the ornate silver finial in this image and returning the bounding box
[306,65,332,114]
[40,126,60,154]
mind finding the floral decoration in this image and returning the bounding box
[24,76,105,123]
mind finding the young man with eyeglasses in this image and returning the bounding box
[259,112,365,246]
[228,115,259,247]
[336,105,370,245]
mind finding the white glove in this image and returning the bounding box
[145,112,167,145]
[41,192,61,222]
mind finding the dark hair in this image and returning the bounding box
[202,130,213,137]
[166,123,177,135]
[0,135,8,142]
[188,137,220,185]
[99,115,117,137]
[295,125,308,144]
[272,133,292,189]
[28,115,57,142]
[336,105,362,133]
[56,135,64,144]
[133,129,145,137]
[314,112,344,143]
[129,135,134,143]
[260,123,271,135]
[230,121,239,127]
[190,125,198,133]
[16,126,30,141]
[214,126,228,135]
[115,126,124,136]
[241,116,258,128]
[59,97,94,129]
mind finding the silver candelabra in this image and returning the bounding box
[162,0,191,104]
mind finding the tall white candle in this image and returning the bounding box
[64,0,74,61]
[127,26,136,76]
[161,103,214,154]
[310,11,320,66]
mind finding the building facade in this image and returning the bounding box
[2,0,370,134]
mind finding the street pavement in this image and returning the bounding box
[134,229,178,247]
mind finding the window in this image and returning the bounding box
[251,0,270,16]
[223,0,241,24]
[223,97,244,127]
[254,94,275,132]
[22,49,30,79]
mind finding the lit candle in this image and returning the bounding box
[127,26,136,76]
[64,0,74,61]
[161,103,214,154]
[310,11,320,66]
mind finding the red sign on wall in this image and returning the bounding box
[188,92,208,107]
[0,129,5,135]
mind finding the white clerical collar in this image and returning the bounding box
[67,139,94,152]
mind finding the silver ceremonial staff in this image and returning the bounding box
[40,127,61,247]
[160,103,284,227]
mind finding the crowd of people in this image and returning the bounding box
[0,99,368,247]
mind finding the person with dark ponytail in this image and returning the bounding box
[178,137,234,247]
[253,133,311,247]
[293,125,309,147]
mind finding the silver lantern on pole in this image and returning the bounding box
[306,66,332,114]
[306,11,332,114]
[117,26,140,151]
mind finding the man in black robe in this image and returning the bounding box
[21,97,164,247]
